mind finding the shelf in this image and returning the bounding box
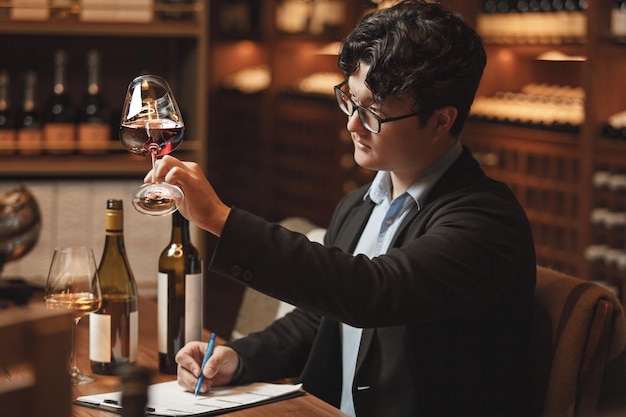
[0,141,201,178]
[0,151,191,178]
[0,18,204,37]
[483,42,586,58]
[593,138,626,166]
[1,154,145,178]
[464,120,579,146]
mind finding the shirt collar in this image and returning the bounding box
[365,139,463,208]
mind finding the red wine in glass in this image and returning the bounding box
[119,119,184,157]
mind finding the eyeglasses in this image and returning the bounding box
[334,81,429,134]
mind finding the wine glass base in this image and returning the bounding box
[71,370,96,385]
[132,182,183,216]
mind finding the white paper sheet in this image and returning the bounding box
[76,380,303,416]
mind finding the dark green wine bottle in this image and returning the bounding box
[158,210,203,374]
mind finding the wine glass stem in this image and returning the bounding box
[149,144,159,184]
[69,317,81,377]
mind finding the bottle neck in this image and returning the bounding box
[22,72,37,112]
[53,50,67,96]
[0,71,9,111]
[171,212,190,244]
[86,50,101,96]
[105,208,124,236]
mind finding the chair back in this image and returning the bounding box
[533,266,625,417]
[0,303,73,417]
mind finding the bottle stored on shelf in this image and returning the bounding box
[77,50,111,154]
[158,210,203,374]
[156,0,194,20]
[16,71,42,156]
[551,0,569,43]
[563,0,586,42]
[43,49,75,155]
[476,0,586,43]
[90,199,139,375]
[469,83,584,133]
[0,70,15,155]
[611,0,626,40]
[50,0,74,20]
[603,110,626,140]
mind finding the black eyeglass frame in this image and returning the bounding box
[334,80,430,134]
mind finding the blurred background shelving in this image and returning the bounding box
[0,1,208,177]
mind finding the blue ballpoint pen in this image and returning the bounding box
[194,332,217,397]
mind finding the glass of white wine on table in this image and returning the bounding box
[120,74,185,216]
[43,246,102,385]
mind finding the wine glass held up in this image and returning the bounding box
[43,246,102,385]
[120,75,185,216]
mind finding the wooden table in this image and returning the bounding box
[72,297,348,417]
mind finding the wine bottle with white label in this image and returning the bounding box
[158,210,203,374]
[90,199,139,375]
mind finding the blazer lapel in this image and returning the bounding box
[334,198,375,253]
[356,327,375,377]
[389,146,482,248]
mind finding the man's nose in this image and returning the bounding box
[346,110,367,134]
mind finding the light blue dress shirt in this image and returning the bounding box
[339,139,463,416]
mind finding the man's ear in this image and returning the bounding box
[432,106,458,135]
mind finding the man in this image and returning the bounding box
[155,1,536,416]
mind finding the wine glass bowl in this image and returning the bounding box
[43,246,102,385]
[120,75,185,216]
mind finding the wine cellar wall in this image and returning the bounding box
[453,0,626,305]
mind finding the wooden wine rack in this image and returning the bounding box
[453,0,626,308]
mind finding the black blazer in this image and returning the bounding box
[217,147,537,417]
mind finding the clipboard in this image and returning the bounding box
[75,380,304,416]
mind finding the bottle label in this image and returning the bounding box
[17,129,42,155]
[0,130,16,154]
[44,123,75,153]
[185,273,203,342]
[78,122,111,153]
[157,272,203,354]
[89,310,139,362]
[90,312,112,362]
[612,9,626,37]
[130,310,138,362]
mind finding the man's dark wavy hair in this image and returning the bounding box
[338,0,486,137]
